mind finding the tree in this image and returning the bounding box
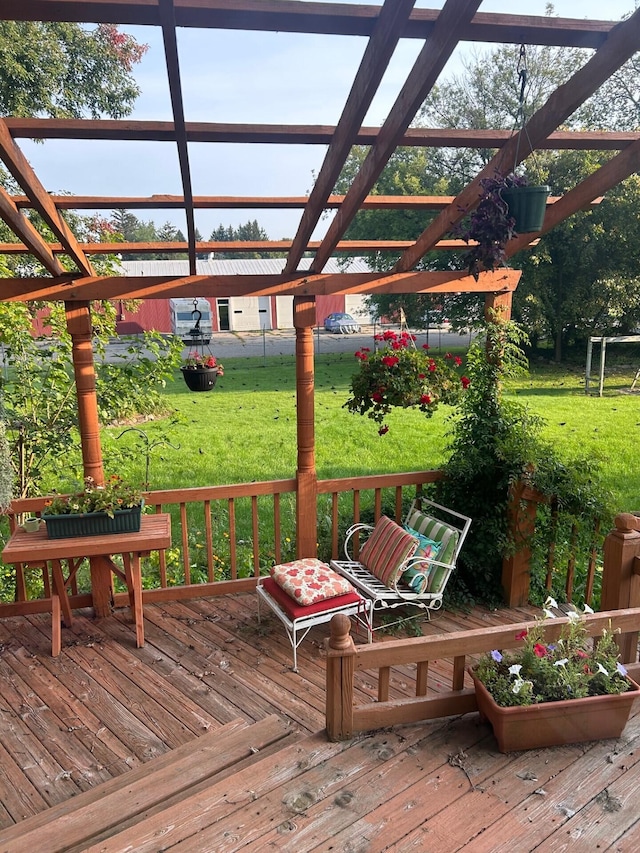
[336,33,640,355]
[209,219,275,258]
[0,22,147,118]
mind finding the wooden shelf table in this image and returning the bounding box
[1,513,171,655]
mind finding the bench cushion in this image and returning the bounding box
[270,558,353,605]
[359,515,419,588]
[404,506,459,592]
[261,576,362,620]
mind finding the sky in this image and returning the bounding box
[18,0,638,242]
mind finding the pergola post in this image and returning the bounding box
[484,290,512,322]
[64,301,104,485]
[65,301,112,617]
[294,295,318,558]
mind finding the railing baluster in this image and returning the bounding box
[378,666,390,702]
[416,660,429,696]
[252,495,260,576]
[331,492,339,559]
[585,518,601,606]
[566,523,578,603]
[452,654,466,691]
[274,493,282,565]
[228,497,237,579]
[180,502,190,585]
[204,499,214,582]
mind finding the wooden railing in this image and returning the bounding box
[324,607,640,741]
[1,470,444,609]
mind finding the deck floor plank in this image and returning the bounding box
[0,592,637,852]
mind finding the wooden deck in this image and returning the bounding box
[0,593,639,851]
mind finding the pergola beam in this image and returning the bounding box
[6,119,638,150]
[5,2,618,49]
[0,269,521,303]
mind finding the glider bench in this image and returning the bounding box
[330,498,471,632]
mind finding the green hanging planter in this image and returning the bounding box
[501,184,550,233]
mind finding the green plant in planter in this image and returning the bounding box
[344,329,468,435]
[474,597,630,707]
[44,475,143,518]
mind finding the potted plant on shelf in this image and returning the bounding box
[469,597,640,752]
[456,172,550,280]
[42,475,145,539]
[344,329,469,435]
[180,351,224,393]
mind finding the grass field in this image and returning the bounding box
[98,349,640,513]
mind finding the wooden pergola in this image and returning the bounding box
[1,0,640,562]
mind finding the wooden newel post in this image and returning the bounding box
[325,614,356,741]
[602,513,640,662]
[502,482,543,607]
[294,296,318,558]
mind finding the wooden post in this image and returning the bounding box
[294,295,317,558]
[65,301,104,485]
[325,614,356,741]
[65,301,112,617]
[602,513,640,662]
[484,291,512,322]
[502,482,541,607]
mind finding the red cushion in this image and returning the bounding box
[261,576,361,621]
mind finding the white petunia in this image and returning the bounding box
[509,664,523,676]
[597,663,609,676]
[554,658,569,668]
[566,610,580,624]
[543,608,555,619]
[583,603,594,614]
[544,595,558,610]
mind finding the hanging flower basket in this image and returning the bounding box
[180,366,221,392]
[181,352,224,392]
[344,330,468,435]
[500,184,550,233]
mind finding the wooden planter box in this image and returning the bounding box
[42,504,143,539]
[470,669,640,753]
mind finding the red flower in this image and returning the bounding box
[378,424,389,435]
[533,643,547,658]
[418,373,425,379]
[445,352,453,360]
[515,629,528,641]
[460,376,470,388]
[454,355,462,366]
[381,355,399,367]
[420,394,432,405]
[371,391,383,403]
[576,649,588,659]
[422,343,430,350]
[428,361,437,372]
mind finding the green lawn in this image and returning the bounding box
[99,351,640,513]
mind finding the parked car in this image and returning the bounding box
[324,313,361,334]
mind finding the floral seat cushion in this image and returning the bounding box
[270,558,354,606]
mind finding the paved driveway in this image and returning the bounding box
[106,326,474,361]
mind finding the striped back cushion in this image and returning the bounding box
[359,515,418,588]
[404,506,459,592]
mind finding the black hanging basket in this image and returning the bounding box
[501,184,550,233]
[180,366,220,392]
